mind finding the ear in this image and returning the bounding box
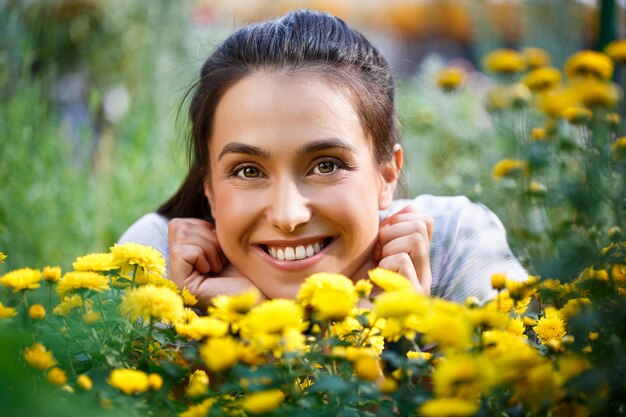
[378,144,403,210]
[204,178,216,217]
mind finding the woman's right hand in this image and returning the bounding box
[168,218,264,309]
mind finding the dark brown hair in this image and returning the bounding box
[158,9,399,221]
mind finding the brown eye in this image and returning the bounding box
[237,166,261,178]
[315,161,337,174]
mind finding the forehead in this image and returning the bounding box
[210,71,370,153]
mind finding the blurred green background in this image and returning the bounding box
[0,0,623,271]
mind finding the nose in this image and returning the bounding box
[267,178,312,233]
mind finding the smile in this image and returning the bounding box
[262,238,332,261]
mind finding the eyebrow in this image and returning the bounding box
[217,137,358,161]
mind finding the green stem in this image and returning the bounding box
[140,318,155,365]
[95,292,115,344]
[131,264,139,288]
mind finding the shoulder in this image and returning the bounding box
[118,213,170,267]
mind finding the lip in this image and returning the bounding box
[253,237,336,271]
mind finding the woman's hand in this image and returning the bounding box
[374,204,434,295]
[168,218,264,309]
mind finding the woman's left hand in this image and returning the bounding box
[374,204,434,295]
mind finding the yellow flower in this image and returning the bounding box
[0,302,17,319]
[433,354,496,399]
[175,315,229,340]
[242,299,305,335]
[53,294,90,316]
[492,159,529,181]
[538,88,578,118]
[242,389,285,415]
[179,398,216,417]
[119,284,185,324]
[485,290,531,315]
[0,252,6,263]
[23,343,57,370]
[380,377,398,394]
[73,253,118,272]
[607,112,621,127]
[483,49,526,74]
[56,271,110,298]
[354,279,373,297]
[407,351,433,362]
[523,67,561,92]
[84,310,101,324]
[28,304,46,320]
[47,367,67,386]
[554,354,590,388]
[374,289,428,318]
[42,266,62,283]
[148,373,163,390]
[368,268,412,292]
[605,39,626,63]
[199,336,239,372]
[435,66,466,91]
[186,369,209,398]
[565,50,614,80]
[529,181,547,195]
[530,127,547,141]
[331,316,384,355]
[523,47,551,68]
[420,397,479,417]
[421,309,473,353]
[108,369,151,395]
[180,287,198,307]
[506,278,536,300]
[77,374,93,391]
[559,298,591,320]
[611,264,626,283]
[571,79,620,108]
[297,273,357,320]
[110,242,166,276]
[354,354,382,381]
[588,331,600,341]
[534,315,566,343]
[611,136,626,160]
[491,273,506,290]
[209,288,260,323]
[507,317,526,337]
[1,268,42,292]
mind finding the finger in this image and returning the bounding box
[378,253,427,295]
[169,219,223,272]
[379,204,420,227]
[170,244,212,287]
[380,213,434,241]
[380,234,431,291]
[379,219,432,248]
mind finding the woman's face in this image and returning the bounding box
[205,72,399,299]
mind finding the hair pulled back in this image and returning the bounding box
[158,9,399,220]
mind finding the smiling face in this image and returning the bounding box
[205,71,400,299]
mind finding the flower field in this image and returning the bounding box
[2,2,626,416]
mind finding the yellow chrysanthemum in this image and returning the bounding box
[42,266,62,283]
[491,273,506,290]
[530,127,547,141]
[523,47,551,68]
[374,289,429,318]
[492,159,529,181]
[145,272,179,291]
[297,273,357,320]
[407,351,433,362]
[107,369,151,395]
[534,315,567,343]
[186,369,209,398]
[72,253,118,272]
[565,50,614,80]
[148,373,163,390]
[611,136,626,161]
[110,242,166,276]
[523,67,561,92]
[242,299,305,335]
[368,268,412,292]
[175,315,229,340]
[538,88,579,118]
[331,316,384,355]
[119,284,185,324]
[242,389,285,415]
[433,354,496,399]
[180,287,198,307]
[420,397,479,417]
[435,66,466,91]
[421,312,473,353]
[571,79,620,108]
[56,271,109,298]
[485,290,531,315]
[47,367,67,386]
[0,302,17,319]
[77,374,93,391]
[23,343,57,370]
[605,39,626,63]
[199,336,239,372]
[483,49,526,74]
[0,252,6,263]
[554,354,590,388]
[209,288,260,324]
[53,294,90,316]
[354,279,373,297]
[28,304,46,320]
[179,398,217,417]
[1,268,42,292]
[559,297,591,321]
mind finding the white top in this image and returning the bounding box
[118,195,527,304]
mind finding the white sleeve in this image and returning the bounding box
[117,213,171,274]
[434,197,528,304]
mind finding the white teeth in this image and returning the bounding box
[284,247,296,261]
[266,240,327,261]
[295,245,306,260]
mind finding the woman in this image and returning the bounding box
[119,10,527,308]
